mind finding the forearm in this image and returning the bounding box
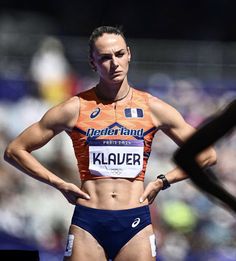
[165,147,217,185]
[165,167,188,185]
[4,148,64,189]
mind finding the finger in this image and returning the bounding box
[70,185,90,200]
[72,189,90,200]
[67,192,90,205]
[139,187,151,203]
[79,191,91,200]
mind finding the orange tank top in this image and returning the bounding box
[69,87,157,181]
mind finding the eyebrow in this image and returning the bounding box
[98,49,126,56]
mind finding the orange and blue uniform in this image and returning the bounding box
[69,87,157,181]
[67,87,158,260]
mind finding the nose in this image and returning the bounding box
[111,56,119,69]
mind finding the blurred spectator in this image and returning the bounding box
[30,36,79,105]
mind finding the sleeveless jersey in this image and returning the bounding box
[69,87,157,181]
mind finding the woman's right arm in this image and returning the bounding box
[4,97,90,204]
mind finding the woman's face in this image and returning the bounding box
[90,33,131,84]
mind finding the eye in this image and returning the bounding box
[116,52,125,58]
[100,56,110,61]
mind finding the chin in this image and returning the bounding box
[110,76,124,83]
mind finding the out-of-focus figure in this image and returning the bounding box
[174,99,236,212]
[30,36,78,105]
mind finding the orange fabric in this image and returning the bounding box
[69,87,157,181]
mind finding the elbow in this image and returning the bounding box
[207,149,217,167]
[197,147,217,168]
[4,146,12,163]
[212,152,217,165]
[4,144,17,164]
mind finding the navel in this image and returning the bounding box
[111,192,117,198]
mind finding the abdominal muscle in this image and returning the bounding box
[76,178,148,210]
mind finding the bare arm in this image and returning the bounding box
[153,96,216,180]
[140,95,217,203]
[173,100,236,212]
[4,96,90,204]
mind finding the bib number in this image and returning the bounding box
[88,139,144,178]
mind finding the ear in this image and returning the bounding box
[89,59,97,72]
[127,46,131,62]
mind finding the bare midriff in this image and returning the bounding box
[77,178,148,210]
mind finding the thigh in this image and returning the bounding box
[63,225,107,261]
[114,225,157,261]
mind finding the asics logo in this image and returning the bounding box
[90,108,101,119]
[132,218,141,228]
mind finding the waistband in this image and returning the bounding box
[73,204,150,217]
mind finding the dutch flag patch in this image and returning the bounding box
[124,108,144,118]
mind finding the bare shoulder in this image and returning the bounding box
[58,96,80,119]
[41,96,80,132]
[147,93,182,127]
[147,93,175,112]
[147,92,196,145]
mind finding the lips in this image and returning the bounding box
[110,71,122,76]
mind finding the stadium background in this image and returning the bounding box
[0,1,236,260]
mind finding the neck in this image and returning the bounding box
[95,82,131,102]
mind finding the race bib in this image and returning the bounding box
[88,139,144,178]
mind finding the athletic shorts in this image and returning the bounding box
[71,204,152,260]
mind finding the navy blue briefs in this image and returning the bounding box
[71,204,152,260]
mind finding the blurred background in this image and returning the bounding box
[0,1,236,260]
